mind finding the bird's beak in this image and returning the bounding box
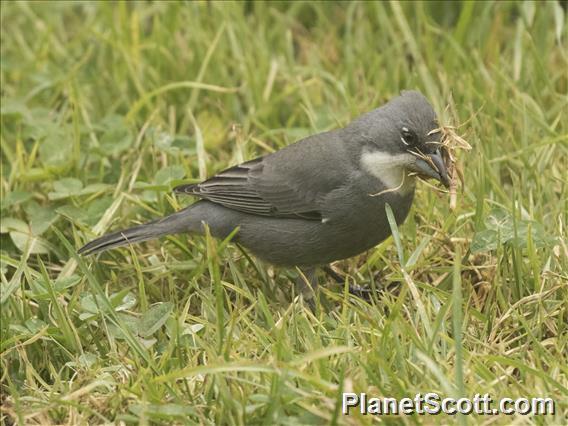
[409,149,450,188]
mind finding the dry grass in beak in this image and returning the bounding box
[429,125,472,210]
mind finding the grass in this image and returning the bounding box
[1,1,567,424]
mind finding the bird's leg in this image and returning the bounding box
[294,266,318,304]
[323,265,343,283]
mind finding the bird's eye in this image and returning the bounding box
[400,126,418,147]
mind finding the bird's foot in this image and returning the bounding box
[323,265,401,301]
[347,282,375,300]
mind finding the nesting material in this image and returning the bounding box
[436,124,472,210]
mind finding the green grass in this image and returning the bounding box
[1,1,567,424]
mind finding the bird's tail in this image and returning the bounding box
[78,208,196,255]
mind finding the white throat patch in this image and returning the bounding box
[360,150,416,194]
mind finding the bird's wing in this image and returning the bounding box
[173,130,350,220]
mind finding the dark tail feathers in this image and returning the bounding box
[78,208,195,255]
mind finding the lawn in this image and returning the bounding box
[1,1,567,424]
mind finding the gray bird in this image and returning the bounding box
[79,91,449,287]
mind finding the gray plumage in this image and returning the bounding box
[79,90,448,268]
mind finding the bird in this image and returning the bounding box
[79,90,449,289]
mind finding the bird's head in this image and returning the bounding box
[350,90,450,190]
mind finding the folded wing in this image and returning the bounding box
[174,157,323,220]
[173,130,350,221]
